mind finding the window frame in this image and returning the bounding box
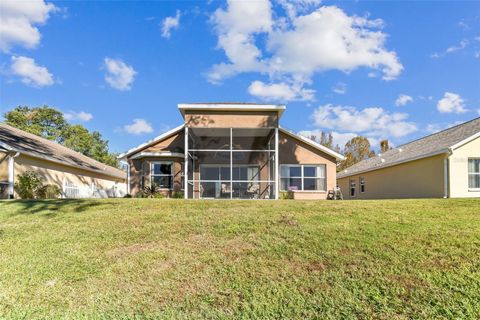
[279,164,327,192]
[468,158,480,191]
[151,161,174,190]
[350,179,356,197]
[359,176,365,193]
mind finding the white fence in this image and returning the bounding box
[63,181,126,199]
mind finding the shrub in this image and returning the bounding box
[14,171,44,199]
[153,192,165,199]
[280,190,294,200]
[37,184,61,199]
[123,194,132,198]
[171,191,184,199]
[143,184,160,198]
[135,191,146,198]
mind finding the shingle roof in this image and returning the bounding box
[0,123,126,180]
[338,117,480,178]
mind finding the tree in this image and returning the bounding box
[338,136,375,172]
[4,106,119,167]
[380,139,391,153]
[320,132,334,149]
[4,106,67,141]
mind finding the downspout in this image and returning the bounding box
[443,149,453,199]
[8,152,20,199]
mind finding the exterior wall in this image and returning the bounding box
[449,136,480,198]
[0,151,8,181]
[278,131,337,200]
[128,157,183,197]
[143,131,184,153]
[0,152,8,198]
[184,111,278,128]
[337,154,446,199]
[14,154,126,198]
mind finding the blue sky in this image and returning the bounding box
[1,0,479,153]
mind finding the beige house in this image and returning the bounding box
[119,103,345,199]
[0,123,126,199]
[337,117,480,199]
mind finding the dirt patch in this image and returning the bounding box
[277,214,299,227]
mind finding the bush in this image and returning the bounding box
[37,184,61,199]
[280,190,294,200]
[123,194,132,198]
[153,192,165,199]
[143,184,160,198]
[171,191,184,199]
[14,171,44,199]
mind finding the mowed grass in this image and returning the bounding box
[0,199,479,319]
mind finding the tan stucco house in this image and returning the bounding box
[0,123,126,199]
[119,103,345,199]
[337,117,480,199]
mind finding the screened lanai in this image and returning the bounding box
[184,127,278,199]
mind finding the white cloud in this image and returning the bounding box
[477,109,480,116]
[446,39,469,53]
[103,57,136,91]
[208,1,403,98]
[426,121,464,134]
[124,119,153,135]
[395,94,413,107]
[64,111,93,122]
[161,10,181,39]
[437,92,467,114]
[0,0,57,53]
[10,55,54,87]
[248,80,314,101]
[311,104,417,138]
[208,0,272,83]
[332,82,347,95]
[431,39,469,58]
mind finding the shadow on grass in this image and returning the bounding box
[0,199,118,217]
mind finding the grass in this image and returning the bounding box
[0,198,479,319]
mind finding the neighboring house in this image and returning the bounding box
[119,103,345,199]
[0,123,126,199]
[337,117,480,199]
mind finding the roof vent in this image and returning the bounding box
[398,148,403,152]
[378,153,382,157]
[381,158,385,163]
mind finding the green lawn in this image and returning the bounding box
[0,199,479,319]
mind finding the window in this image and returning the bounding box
[151,162,173,189]
[468,158,480,189]
[280,165,326,191]
[360,177,365,193]
[350,179,356,197]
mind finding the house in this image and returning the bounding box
[337,117,480,199]
[119,103,345,199]
[0,123,126,199]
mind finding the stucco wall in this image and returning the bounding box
[337,154,446,199]
[449,136,480,198]
[278,131,337,200]
[14,154,126,198]
[184,111,278,128]
[0,152,8,182]
[143,131,184,153]
[128,157,183,196]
